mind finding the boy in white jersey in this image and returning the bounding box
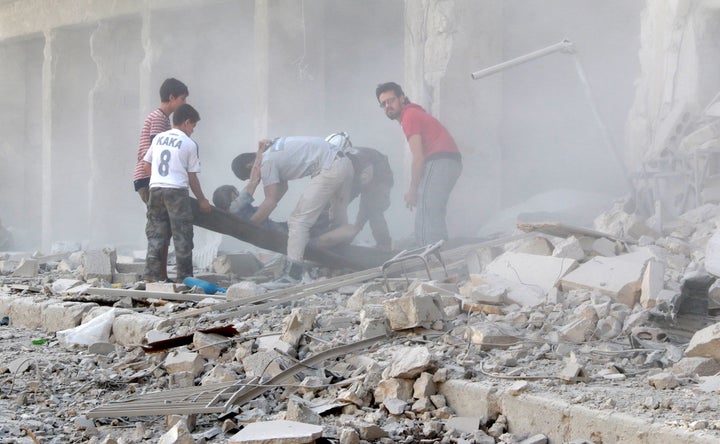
[142,104,211,282]
[233,137,354,281]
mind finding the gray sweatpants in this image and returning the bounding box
[415,157,462,247]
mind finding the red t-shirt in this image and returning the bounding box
[400,103,459,157]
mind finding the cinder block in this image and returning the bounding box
[42,301,96,333]
[213,253,262,276]
[83,249,117,282]
[11,258,39,277]
[112,313,162,346]
[438,380,500,422]
[9,298,55,329]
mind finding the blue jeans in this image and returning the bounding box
[416,157,462,246]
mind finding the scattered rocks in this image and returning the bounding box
[3,201,720,443]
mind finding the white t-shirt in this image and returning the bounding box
[143,128,201,189]
[260,137,339,186]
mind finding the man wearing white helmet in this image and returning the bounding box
[233,137,353,281]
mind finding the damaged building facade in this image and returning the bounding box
[1,0,648,252]
[4,1,720,444]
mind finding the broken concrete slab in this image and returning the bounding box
[685,321,720,360]
[201,365,238,385]
[385,346,435,379]
[112,313,163,346]
[445,416,481,434]
[374,378,414,403]
[473,271,546,307]
[42,301,96,333]
[213,252,262,277]
[83,249,116,282]
[552,236,586,261]
[591,237,617,257]
[281,308,317,347]
[193,331,229,360]
[484,251,578,295]
[383,292,445,330]
[413,372,437,399]
[50,278,84,295]
[672,357,720,377]
[228,419,323,444]
[163,350,204,377]
[242,351,284,379]
[11,258,39,277]
[459,278,506,305]
[359,304,388,339]
[507,236,554,256]
[438,380,499,423]
[157,418,194,444]
[226,281,264,300]
[464,322,521,350]
[8,298,55,329]
[560,250,653,306]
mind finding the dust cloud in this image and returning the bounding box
[0,0,643,254]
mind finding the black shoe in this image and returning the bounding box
[287,261,303,280]
[271,260,304,285]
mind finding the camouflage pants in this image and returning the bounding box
[144,187,194,282]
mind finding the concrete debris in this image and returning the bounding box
[383,290,447,330]
[164,350,205,377]
[484,251,578,296]
[684,321,720,360]
[158,418,194,444]
[228,419,323,444]
[561,250,652,306]
[11,258,39,277]
[226,280,264,300]
[213,252,263,277]
[82,249,116,283]
[4,204,720,442]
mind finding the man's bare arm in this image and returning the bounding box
[188,172,211,213]
[250,181,287,224]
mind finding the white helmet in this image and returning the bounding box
[325,132,352,150]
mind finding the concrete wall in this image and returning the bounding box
[0,37,44,248]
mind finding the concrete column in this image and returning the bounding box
[403,0,429,109]
[0,38,43,249]
[88,17,143,247]
[43,26,97,249]
[41,30,55,251]
[254,0,269,140]
[625,0,694,170]
[265,0,326,135]
[402,0,504,237]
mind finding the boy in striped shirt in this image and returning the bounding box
[133,78,189,203]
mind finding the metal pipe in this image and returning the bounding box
[470,39,574,80]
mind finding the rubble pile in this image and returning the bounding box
[1,200,720,443]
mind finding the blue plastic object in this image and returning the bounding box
[183,277,227,294]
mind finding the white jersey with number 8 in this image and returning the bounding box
[143,128,201,189]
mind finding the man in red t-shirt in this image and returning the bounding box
[376,82,462,247]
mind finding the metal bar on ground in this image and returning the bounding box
[85,335,388,418]
[86,287,223,302]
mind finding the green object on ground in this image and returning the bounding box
[31,338,47,345]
